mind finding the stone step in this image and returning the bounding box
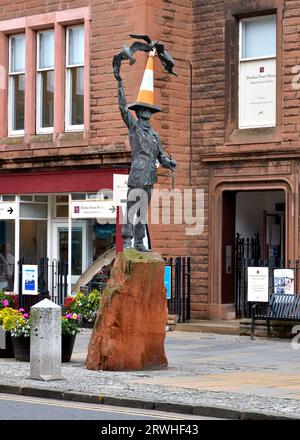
[176,319,241,336]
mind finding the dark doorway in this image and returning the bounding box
[222,190,286,318]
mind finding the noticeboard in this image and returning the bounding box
[247,267,269,303]
[22,265,38,296]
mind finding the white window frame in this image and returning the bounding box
[65,25,84,132]
[239,15,276,129]
[36,30,54,134]
[8,34,25,137]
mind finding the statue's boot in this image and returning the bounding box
[123,239,133,249]
[134,241,152,252]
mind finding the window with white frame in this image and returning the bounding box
[239,15,276,129]
[36,30,54,133]
[8,34,25,136]
[65,25,84,131]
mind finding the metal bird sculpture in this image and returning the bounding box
[113,34,177,81]
[129,34,177,76]
[113,41,152,80]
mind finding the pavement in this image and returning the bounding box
[0,329,300,420]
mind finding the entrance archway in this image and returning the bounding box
[208,177,297,320]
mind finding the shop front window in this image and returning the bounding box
[20,220,47,261]
[0,220,15,291]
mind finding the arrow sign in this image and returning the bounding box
[0,202,17,219]
[71,200,117,219]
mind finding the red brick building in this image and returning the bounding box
[0,0,298,321]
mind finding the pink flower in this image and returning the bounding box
[19,308,25,312]
[65,313,72,319]
[23,313,29,319]
[3,299,9,307]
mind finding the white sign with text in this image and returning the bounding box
[239,58,276,129]
[22,265,38,296]
[70,200,116,219]
[113,174,128,206]
[247,267,269,302]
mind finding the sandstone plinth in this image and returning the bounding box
[86,249,168,371]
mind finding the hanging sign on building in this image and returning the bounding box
[22,265,38,296]
[239,58,276,129]
[113,174,128,206]
[247,267,269,302]
[0,202,17,220]
[70,200,117,220]
[274,269,294,294]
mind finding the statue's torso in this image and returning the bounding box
[128,123,160,188]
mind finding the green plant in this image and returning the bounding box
[61,313,81,336]
[63,289,102,323]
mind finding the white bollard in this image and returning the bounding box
[29,299,64,381]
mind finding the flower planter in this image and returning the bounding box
[0,327,14,358]
[12,335,30,362]
[61,334,76,362]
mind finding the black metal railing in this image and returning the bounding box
[234,233,300,318]
[18,257,68,311]
[165,256,191,323]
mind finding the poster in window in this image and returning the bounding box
[274,269,294,295]
[239,58,276,129]
[22,265,38,296]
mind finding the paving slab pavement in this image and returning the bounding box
[0,330,300,419]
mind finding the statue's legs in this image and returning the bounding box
[122,187,152,251]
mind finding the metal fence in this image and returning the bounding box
[165,257,191,323]
[235,233,300,318]
[18,257,68,311]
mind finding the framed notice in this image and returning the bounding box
[239,58,276,129]
[274,269,294,295]
[247,267,269,302]
[22,265,38,296]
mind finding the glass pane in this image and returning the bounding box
[0,221,15,291]
[40,70,54,128]
[86,221,116,289]
[12,74,25,131]
[56,205,68,217]
[72,193,86,200]
[2,195,16,201]
[58,228,82,275]
[10,34,25,73]
[70,66,84,126]
[68,26,84,65]
[20,220,47,261]
[242,15,276,59]
[20,195,33,201]
[39,31,54,69]
[56,195,68,203]
[20,203,48,219]
[34,195,48,203]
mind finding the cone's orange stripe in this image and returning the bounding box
[136,90,154,105]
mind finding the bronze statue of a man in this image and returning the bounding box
[114,49,176,252]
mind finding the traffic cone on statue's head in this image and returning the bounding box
[127,50,161,113]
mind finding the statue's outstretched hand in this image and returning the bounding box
[168,155,176,170]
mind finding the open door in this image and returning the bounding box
[221,191,236,305]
